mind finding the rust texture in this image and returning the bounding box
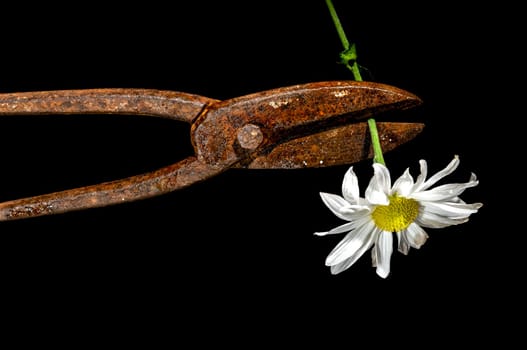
[0,81,424,221]
[193,81,421,166]
[243,122,425,169]
[0,158,224,221]
[0,89,218,122]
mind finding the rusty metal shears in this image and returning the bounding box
[0,81,423,221]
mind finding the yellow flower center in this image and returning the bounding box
[371,195,419,232]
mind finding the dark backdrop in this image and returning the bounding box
[0,1,517,346]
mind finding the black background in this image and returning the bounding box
[0,1,518,346]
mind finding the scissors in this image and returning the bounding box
[0,81,424,221]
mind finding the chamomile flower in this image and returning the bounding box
[315,155,482,278]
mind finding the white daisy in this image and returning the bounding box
[315,155,482,278]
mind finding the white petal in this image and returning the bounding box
[392,168,414,196]
[365,188,389,205]
[420,155,460,191]
[342,166,360,204]
[330,261,349,274]
[371,246,377,266]
[330,226,380,274]
[397,231,410,255]
[421,201,483,220]
[365,165,390,205]
[410,173,479,201]
[314,222,354,236]
[373,163,392,192]
[416,211,469,228]
[449,197,464,204]
[403,223,429,249]
[374,231,393,278]
[330,255,362,274]
[365,189,389,205]
[325,220,376,266]
[413,159,428,191]
[319,192,354,221]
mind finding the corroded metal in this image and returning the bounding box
[0,81,424,221]
[193,81,422,166]
[0,88,218,122]
[0,158,223,220]
[242,122,425,169]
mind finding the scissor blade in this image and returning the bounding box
[239,122,424,169]
[193,81,422,167]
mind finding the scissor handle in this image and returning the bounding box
[0,156,225,221]
[0,88,223,220]
[0,88,218,123]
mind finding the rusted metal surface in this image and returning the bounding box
[193,81,421,167]
[0,88,218,122]
[242,122,424,169]
[0,81,424,221]
[0,158,223,220]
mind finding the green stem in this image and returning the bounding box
[368,118,385,165]
[325,0,362,81]
[344,61,362,81]
[325,0,349,50]
[326,0,384,165]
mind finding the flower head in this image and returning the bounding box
[315,155,482,278]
